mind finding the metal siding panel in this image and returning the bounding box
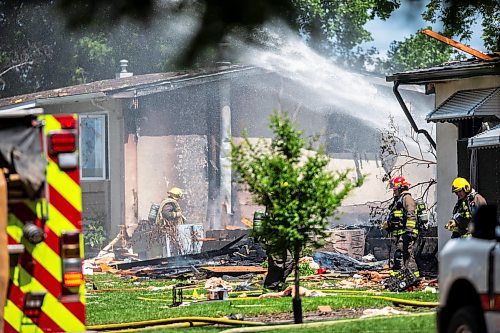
[427,88,499,122]
[469,125,500,149]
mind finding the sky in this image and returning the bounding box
[362,0,486,58]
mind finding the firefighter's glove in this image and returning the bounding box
[445,219,456,230]
[380,221,389,230]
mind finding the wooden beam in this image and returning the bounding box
[421,29,496,61]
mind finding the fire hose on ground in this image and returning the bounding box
[133,289,438,307]
[86,289,437,331]
[87,317,265,331]
[220,312,436,333]
[88,311,436,332]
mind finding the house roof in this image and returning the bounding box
[469,125,500,149]
[0,65,259,111]
[386,58,500,85]
[426,87,500,122]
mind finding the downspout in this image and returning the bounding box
[393,81,436,149]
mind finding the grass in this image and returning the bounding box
[85,274,438,328]
[266,313,436,333]
[85,313,437,333]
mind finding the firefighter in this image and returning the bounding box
[381,176,420,283]
[446,177,487,238]
[156,187,186,254]
[157,187,185,226]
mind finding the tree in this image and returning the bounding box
[231,111,363,323]
[423,0,499,52]
[375,27,459,74]
[370,116,437,224]
[292,0,400,68]
[0,1,192,98]
[53,0,403,69]
[56,0,298,67]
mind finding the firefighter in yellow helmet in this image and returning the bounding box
[156,187,186,254]
[446,177,486,238]
[157,187,185,227]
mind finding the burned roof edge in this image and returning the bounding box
[110,66,264,98]
[0,65,260,110]
[386,59,500,85]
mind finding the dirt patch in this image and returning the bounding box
[246,308,365,323]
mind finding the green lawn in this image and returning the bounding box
[85,273,438,332]
[234,313,437,333]
[85,314,437,333]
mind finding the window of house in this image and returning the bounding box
[79,114,108,180]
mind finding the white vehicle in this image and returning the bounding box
[438,205,499,333]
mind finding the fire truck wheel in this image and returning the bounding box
[447,305,485,333]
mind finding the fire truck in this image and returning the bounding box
[438,205,500,333]
[0,110,86,332]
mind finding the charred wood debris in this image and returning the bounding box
[85,224,438,288]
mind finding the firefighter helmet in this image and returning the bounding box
[390,176,410,190]
[168,187,184,199]
[452,177,471,193]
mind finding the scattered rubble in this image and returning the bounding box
[205,277,232,290]
[84,225,438,297]
[360,306,410,319]
[259,286,326,298]
[313,251,386,273]
[317,305,333,314]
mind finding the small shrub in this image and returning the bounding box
[298,262,315,276]
[84,222,107,249]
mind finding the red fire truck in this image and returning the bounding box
[0,110,86,332]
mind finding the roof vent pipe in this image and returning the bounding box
[116,59,133,79]
[215,42,231,69]
[393,81,436,149]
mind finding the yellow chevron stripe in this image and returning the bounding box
[6,217,23,243]
[5,265,44,333]
[8,214,62,282]
[42,114,62,132]
[16,267,85,332]
[47,160,82,212]
[23,201,77,237]
[43,114,82,212]
[4,300,39,333]
[46,203,79,235]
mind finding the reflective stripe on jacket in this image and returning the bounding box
[388,191,418,235]
[452,190,487,237]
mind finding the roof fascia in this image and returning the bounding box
[111,66,263,98]
[386,62,500,84]
[0,92,107,112]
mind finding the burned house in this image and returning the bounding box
[387,57,500,249]
[0,62,434,258]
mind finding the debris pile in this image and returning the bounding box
[84,233,268,281]
[313,251,385,273]
[84,223,438,296]
[360,306,410,319]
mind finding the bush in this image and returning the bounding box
[84,222,107,249]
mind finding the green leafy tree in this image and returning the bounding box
[423,0,499,52]
[0,1,187,97]
[231,111,363,323]
[375,27,459,74]
[292,0,400,68]
[48,0,402,69]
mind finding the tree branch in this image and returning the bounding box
[0,61,33,78]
